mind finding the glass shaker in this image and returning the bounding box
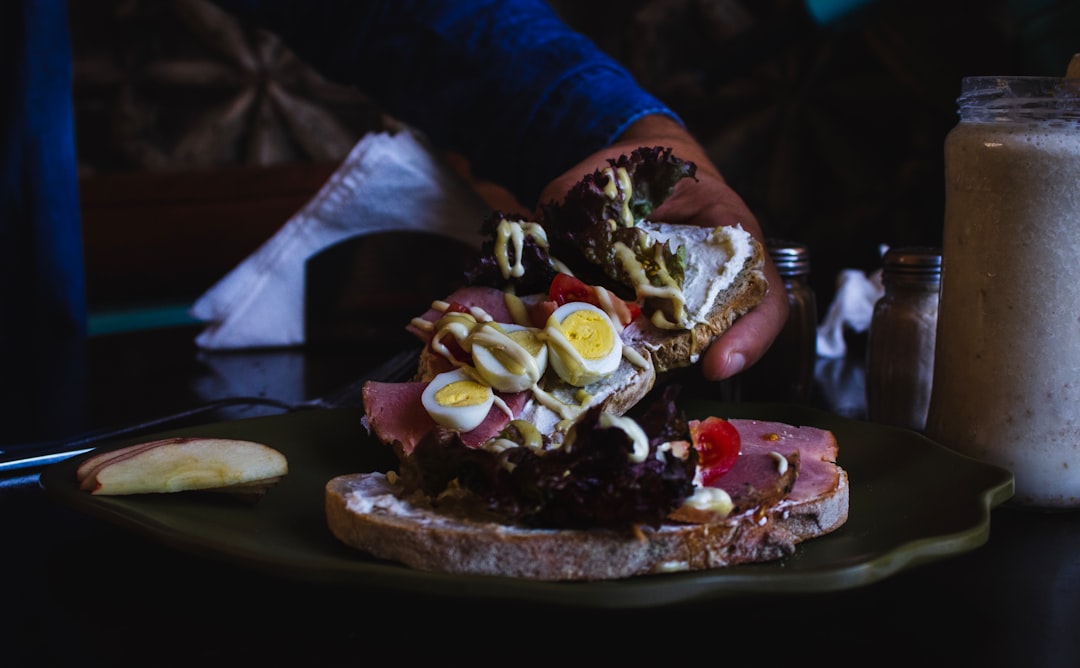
[925,76,1080,509]
[738,240,817,403]
[865,247,941,432]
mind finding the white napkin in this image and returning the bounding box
[190,130,490,350]
[816,267,884,359]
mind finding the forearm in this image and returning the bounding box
[211,0,679,206]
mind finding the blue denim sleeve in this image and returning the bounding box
[211,0,681,207]
[1,0,86,341]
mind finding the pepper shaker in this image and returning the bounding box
[738,239,818,403]
[865,246,941,431]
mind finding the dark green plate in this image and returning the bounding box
[40,401,1014,608]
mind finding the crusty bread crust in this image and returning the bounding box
[325,467,848,581]
[625,233,768,374]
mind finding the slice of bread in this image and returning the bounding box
[621,222,768,373]
[512,350,656,444]
[325,466,848,581]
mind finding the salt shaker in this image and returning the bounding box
[738,240,817,403]
[865,247,941,432]
[925,76,1080,508]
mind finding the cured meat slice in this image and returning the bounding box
[406,286,517,342]
[362,380,529,456]
[727,419,841,502]
[712,451,799,513]
[406,285,555,343]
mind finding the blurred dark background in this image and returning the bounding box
[69,0,1078,324]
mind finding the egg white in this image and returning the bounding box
[420,368,495,432]
[471,323,548,393]
[545,302,623,387]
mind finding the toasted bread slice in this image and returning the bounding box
[622,222,768,373]
[513,348,655,444]
[325,466,848,581]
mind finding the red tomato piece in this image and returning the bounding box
[690,417,741,485]
[548,273,641,325]
[549,273,594,306]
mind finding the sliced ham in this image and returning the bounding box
[725,419,841,503]
[362,380,530,456]
[712,451,799,513]
[406,286,519,342]
[406,285,556,343]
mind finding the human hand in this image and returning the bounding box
[536,115,788,381]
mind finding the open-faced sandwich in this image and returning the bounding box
[327,146,849,580]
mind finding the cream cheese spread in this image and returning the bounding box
[636,221,755,329]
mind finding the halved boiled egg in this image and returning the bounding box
[545,302,623,387]
[420,368,495,432]
[471,323,548,393]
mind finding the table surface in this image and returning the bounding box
[3,325,1079,667]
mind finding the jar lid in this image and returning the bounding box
[766,239,810,276]
[958,76,1080,123]
[883,246,941,270]
[882,246,941,283]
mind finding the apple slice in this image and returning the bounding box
[76,437,186,488]
[76,437,288,496]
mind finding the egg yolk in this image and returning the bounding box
[434,379,491,407]
[562,310,614,360]
[508,329,545,357]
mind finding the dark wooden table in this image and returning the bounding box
[2,325,1078,666]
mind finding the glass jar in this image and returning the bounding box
[865,247,941,432]
[738,240,817,403]
[925,76,1080,509]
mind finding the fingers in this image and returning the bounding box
[536,117,791,383]
[700,258,790,381]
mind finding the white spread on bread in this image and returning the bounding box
[488,210,755,335]
[633,221,756,330]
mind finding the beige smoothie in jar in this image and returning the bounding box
[926,76,1080,508]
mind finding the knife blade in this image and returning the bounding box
[0,345,419,474]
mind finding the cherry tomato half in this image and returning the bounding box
[444,301,472,314]
[548,273,641,324]
[690,417,741,485]
[548,273,595,305]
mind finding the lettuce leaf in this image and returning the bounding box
[463,147,696,301]
[400,386,697,530]
[463,210,559,294]
[541,146,696,297]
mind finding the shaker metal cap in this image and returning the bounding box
[882,246,942,273]
[881,246,941,286]
[766,239,811,276]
